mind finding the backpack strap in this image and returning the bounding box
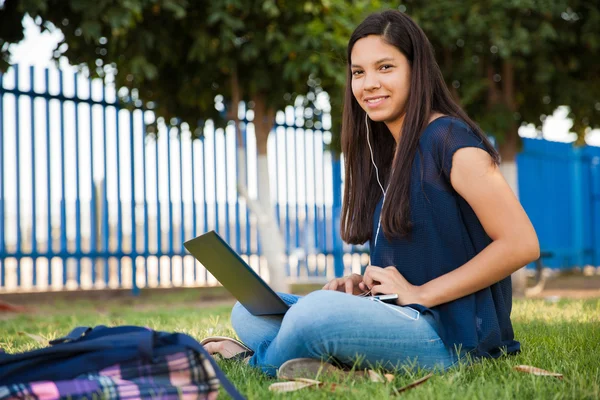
[49,326,94,345]
[177,334,246,400]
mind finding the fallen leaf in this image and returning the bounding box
[0,301,31,313]
[268,380,319,393]
[368,369,385,383]
[289,378,322,385]
[384,373,395,383]
[17,332,47,345]
[513,365,563,379]
[393,373,433,395]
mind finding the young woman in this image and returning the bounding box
[202,10,539,377]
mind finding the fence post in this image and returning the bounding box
[332,155,344,278]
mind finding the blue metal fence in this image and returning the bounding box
[0,64,367,293]
[4,63,594,293]
[518,138,600,269]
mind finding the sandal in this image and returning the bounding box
[200,336,255,361]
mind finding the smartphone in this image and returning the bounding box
[369,294,399,304]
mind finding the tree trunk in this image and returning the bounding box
[247,94,289,293]
[227,73,288,292]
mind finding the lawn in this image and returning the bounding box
[1,291,599,399]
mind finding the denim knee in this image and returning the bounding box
[281,291,344,344]
[230,301,249,331]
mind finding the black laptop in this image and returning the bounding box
[183,231,290,316]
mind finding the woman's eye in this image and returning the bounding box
[352,70,363,76]
[380,64,393,71]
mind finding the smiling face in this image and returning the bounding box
[350,35,412,138]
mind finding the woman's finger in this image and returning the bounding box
[370,284,384,295]
[363,266,375,288]
[364,267,387,288]
[351,273,363,283]
[345,277,355,294]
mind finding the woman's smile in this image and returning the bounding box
[364,95,390,108]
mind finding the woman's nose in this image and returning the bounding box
[364,72,381,91]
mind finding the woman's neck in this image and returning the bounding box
[385,115,405,143]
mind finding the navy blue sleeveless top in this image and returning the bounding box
[369,116,520,358]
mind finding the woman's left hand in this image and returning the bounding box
[360,266,423,306]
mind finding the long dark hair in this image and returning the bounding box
[340,10,499,245]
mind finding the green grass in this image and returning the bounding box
[1,293,599,399]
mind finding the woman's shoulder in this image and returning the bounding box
[424,115,473,136]
[421,115,481,150]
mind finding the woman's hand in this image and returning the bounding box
[360,266,423,305]
[322,273,365,295]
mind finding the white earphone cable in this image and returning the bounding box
[365,113,386,197]
[365,113,386,247]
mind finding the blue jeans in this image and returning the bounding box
[230,290,458,377]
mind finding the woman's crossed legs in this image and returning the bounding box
[228,290,457,377]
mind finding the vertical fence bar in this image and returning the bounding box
[244,125,250,259]
[202,137,208,281]
[178,127,185,284]
[312,130,319,268]
[155,131,162,285]
[190,132,197,282]
[321,134,328,271]
[166,126,173,282]
[45,69,52,287]
[141,111,149,286]
[88,77,96,285]
[224,129,230,244]
[115,104,123,286]
[283,128,290,255]
[294,129,300,252]
[59,70,68,287]
[129,110,138,294]
[273,129,281,230]
[73,72,82,287]
[234,123,241,254]
[213,129,219,235]
[30,67,37,286]
[332,156,343,278]
[101,83,110,286]
[15,67,22,286]
[302,130,310,276]
[0,71,4,287]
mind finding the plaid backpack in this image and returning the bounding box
[0,325,244,400]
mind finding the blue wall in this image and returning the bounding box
[517,138,600,269]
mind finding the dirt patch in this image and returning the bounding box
[528,274,600,299]
[529,288,600,299]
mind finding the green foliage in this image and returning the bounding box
[0,0,379,139]
[398,0,600,149]
[1,1,598,155]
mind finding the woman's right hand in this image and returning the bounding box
[322,273,365,295]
